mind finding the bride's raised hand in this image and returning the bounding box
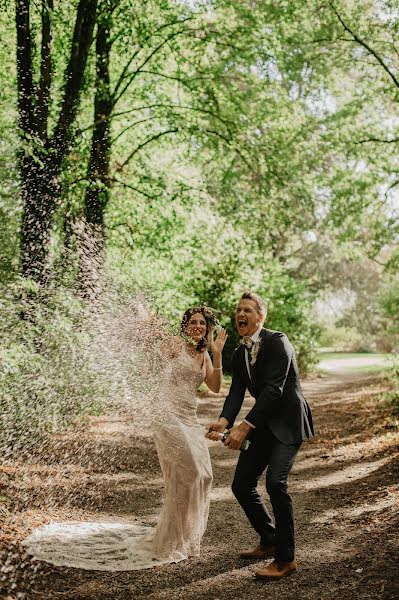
[210,327,227,355]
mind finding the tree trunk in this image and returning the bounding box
[84,0,113,238]
[15,0,98,284]
[80,0,113,293]
[19,158,60,283]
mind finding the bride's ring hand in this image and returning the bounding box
[206,429,222,441]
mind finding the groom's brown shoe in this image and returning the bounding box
[239,544,276,560]
[255,559,297,579]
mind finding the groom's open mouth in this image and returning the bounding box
[237,319,247,329]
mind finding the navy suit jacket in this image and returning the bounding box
[220,328,314,445]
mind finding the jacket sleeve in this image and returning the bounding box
[244,332,293,429]
[219,350,247,428]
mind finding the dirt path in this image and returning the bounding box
[1,371,398,600]
[317,354,391,373]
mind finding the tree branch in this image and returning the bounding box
[77,105,178,134]
[51,0,98,154]
[331,3,399,89]
[78,102,234,138]
[113,102,233,132]
[112,16,195,99]
[204,129,252,170]
[108,220,137,233]
[369,256,388,267]
[36,0,53,141]
[113,128,178,174]
[110,116,161,145]
[15,0,36,136]
[354,136,399,144]
[107,222,137,249]
[110,177,163,200]
[112,27,201,105]
[384,178,399,198]
[138,69,212,91]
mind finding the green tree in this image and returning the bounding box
[14,0,98,284]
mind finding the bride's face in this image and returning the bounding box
[186,312,207,343]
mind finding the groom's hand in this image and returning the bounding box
[206,418,228,441]
[225,422,251,450]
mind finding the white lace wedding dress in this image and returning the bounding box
[22,350,213,571]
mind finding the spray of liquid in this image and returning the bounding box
[0,269,186,595]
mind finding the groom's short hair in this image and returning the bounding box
[240,291,267,318]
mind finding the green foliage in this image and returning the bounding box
[2,0,399,432]
[0,279,106,454]
[106,204,319,373]
[319,324,366,353]
[265,276,321,374]
[0,8,19,283]
[380,277,399,337]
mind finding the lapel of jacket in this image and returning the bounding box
[237,344,252,385]
[250,329,268,383]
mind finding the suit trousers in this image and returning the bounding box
[231,429,300,562]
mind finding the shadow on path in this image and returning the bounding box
[1,370,398,600]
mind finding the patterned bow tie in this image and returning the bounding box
[240,336,254,349]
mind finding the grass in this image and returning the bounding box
[318,352,391,361]
[222,374,232,386]
[317,352,393,374]
[342,363,392,373]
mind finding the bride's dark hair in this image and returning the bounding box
[180,306,219,352]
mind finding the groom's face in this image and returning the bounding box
[235,299,264,337]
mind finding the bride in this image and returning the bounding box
[22,306,227,571]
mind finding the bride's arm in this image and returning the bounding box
[204,351,222,393]
[205,328,227,393]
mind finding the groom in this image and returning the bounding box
[207,291,314,579]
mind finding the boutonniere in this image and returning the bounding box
[250,339,262,365]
